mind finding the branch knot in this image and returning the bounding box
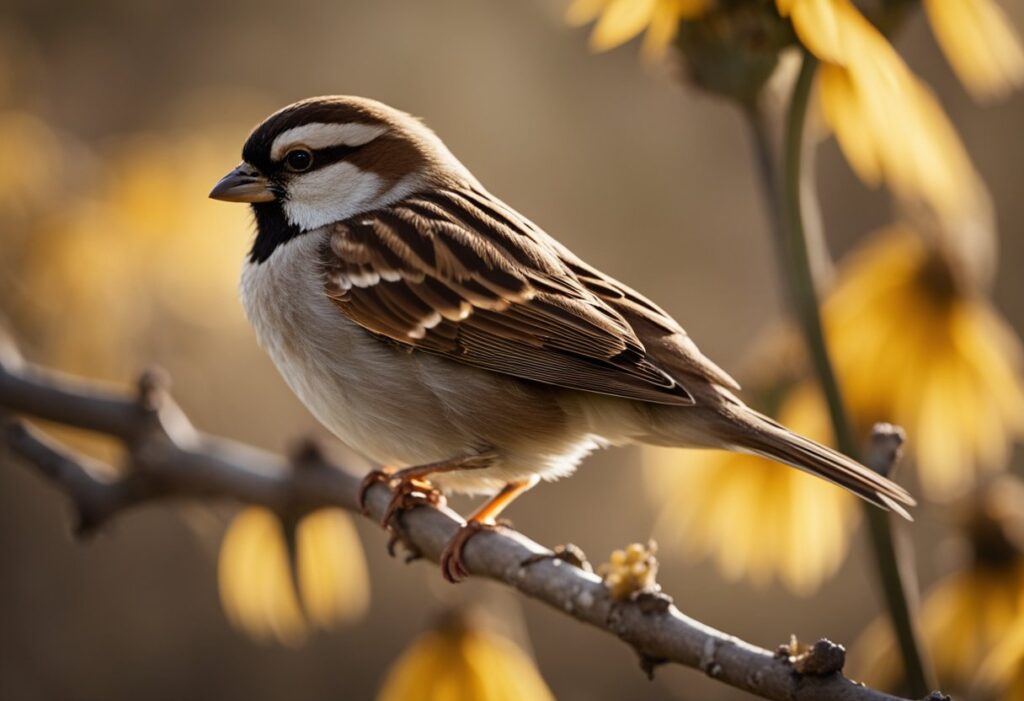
[777,636,846,676]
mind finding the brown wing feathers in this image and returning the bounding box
[317,184,915,515]
[320,187,695,404]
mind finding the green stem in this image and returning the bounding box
[780,56,855,454]
[766,51,934,696]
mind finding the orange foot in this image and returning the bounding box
[380,477,445,529]
[440,520,500,583]
[358,469,446,528]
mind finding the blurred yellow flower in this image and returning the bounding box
[0,111,64,219]
[856,565,1024,691]
[20,131,251,372]
[566,0,712,59]
[825,227,1024,500]
[853,476,1024,692]
[645,382,859,595]
[646,223,1023,592]
[923,0,1024,102]
[376,611,554,701]
[979,616,1024,701]
[218,506,369,646]
[778,0,983,225]
[0,46,9,101]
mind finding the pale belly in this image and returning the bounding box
[239,232,609,494]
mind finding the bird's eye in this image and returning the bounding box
[285,148,313,172]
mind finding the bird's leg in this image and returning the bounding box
[359,453,495,563]
[378,464,446,529]
[358,462,442,525]
[358,452,495,528]
[441,477,538,583]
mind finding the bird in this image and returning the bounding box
[210,95,915,582]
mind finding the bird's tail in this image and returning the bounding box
[721,408,916,519]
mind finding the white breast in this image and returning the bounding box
[239,231,619,495]
[239,232,466,467]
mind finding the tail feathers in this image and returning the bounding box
[734,410,916,520]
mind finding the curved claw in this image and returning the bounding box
[440,520,497,583]
[357,469,393,515]
[380,478,444,529]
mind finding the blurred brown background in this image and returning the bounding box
[1,1,1022,699]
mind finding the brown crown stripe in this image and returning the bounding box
[244,96,397,166]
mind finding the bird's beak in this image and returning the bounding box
[208,163,276,203]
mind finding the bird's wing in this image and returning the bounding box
[553,247,742,392]
[319,185,696,405]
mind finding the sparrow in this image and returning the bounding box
[210,96,915,582]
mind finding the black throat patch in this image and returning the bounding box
[249,201,304,264]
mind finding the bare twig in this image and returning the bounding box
[0,351,936,701]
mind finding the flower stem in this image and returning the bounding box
[751,51,935,696]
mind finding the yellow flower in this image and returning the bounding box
[778,0,983,225]
[852,476,1024,692]
[645,382,859,595]
[825,227,1024,500]
[0,44,9,101]
[376,611,555,701]
[856,565,1024,691]
[923,0,1024,102]
[979,617,1024,701]
[0,111,64,220]
[646,224,1023,591]
[218,507,369,646]
[566,0,712,59]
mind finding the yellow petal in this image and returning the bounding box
[819,64,883,186]
[296,508,370,628]
[824,227,1024,500]
[788,0,855,66]
[644,382,857,595]
[565,0,612,26]
[979,615,1024,693]
[924,0,1024,101]
[217,507,307,646]
[377,623,554,701]
[589,0,658,51]
[853,564,1024,688]
[640,0,684,60]
[775,0,796,16]
[785,0,984,224]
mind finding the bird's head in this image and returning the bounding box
[210,96,471,239]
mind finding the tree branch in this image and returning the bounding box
[0,349,941,701]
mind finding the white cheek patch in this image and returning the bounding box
[271,122,387,160]
[282,161,387,231]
